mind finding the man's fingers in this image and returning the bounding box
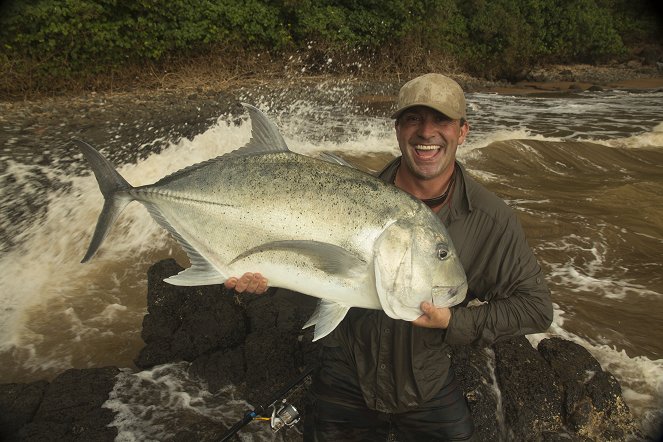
[412,302,451,329]
[235,273,254,293]
[227,273,269,294]
[224,277,238,289]
[250,273,268,294]
[245,273,262,294]
[255,277,268,295]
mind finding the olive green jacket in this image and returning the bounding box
[318,159,553,414]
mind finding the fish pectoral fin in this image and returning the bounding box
[303,299,351,341]
[230,240,366,277]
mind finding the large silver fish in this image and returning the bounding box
[77,104,467,340]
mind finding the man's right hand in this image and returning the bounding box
[224,272,269,294]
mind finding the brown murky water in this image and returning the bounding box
[1,83,662,437]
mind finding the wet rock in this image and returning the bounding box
[211,289,318,406]
[17,367,119,442]
[0,260,640,441]
[135,259,318,406]
[494,336,565,439]
[450,345,501,441]
[134,259,246,368]
[188,346,246,392]
[538,338,640,441]
[0,380,48,441]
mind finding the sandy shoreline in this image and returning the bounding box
[482,76,663,95]
[2,61,662,106]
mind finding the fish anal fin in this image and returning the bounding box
[142,201,229,286]
[165,265,227,286]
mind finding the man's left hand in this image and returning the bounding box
[412,302,451,329]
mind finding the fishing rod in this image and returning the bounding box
[218,365,317,442]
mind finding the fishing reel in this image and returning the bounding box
[269,399,301,432]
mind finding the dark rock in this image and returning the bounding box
[538,337,602,382]
[0,380,48,441]
[588,85,603,92]
[450,345,501,441]
[0,260,641,441]
[135,259,318,407]
[494,336,564,439]
[134,259,246,368]
[18,367,119,441]
[198,288,317,406]
[538,337,639,441]
[188,346,246,392]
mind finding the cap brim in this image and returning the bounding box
[391,103,463,120]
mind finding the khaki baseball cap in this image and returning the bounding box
[391,73,466,120]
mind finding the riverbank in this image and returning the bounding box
[2,62,662,162]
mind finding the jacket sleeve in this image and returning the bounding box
[444,212,553,346]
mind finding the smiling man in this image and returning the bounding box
[226,73,553,441]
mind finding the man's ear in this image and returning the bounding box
[458,120,470,145]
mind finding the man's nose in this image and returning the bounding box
[417,117,437,139]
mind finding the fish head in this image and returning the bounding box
[373,216,467,321]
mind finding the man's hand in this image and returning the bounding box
[224,272,269,294]
[412,302,452,329]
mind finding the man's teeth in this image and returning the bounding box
[415,145,441,151]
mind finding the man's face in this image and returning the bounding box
[395,106,469,181]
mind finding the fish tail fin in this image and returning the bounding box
[73,139,134,263]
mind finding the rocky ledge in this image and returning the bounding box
[0,259,645,441]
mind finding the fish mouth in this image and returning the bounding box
[431,282,467,307]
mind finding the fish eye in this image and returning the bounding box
[436,245,449,260]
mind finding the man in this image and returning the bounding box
[226,73,553,441]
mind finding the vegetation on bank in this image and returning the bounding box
[0,0,661,97]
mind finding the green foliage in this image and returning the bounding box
[0,0,658,90]
[537,0,626,62]
[0,0,288,75]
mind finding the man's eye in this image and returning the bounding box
[435,116,454,126]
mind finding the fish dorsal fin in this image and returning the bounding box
[153,103,288,186]
[318,152,354,168]
[233,103,290,154]
[303,299,351,341]
[229,240,366,277]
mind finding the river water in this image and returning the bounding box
[1,81,662,440]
